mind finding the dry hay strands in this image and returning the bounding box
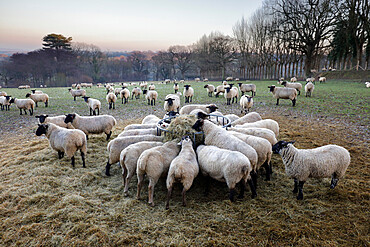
[162,115,204,145]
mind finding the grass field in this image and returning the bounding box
[0,80,369,246]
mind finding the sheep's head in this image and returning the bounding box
[143,89,148,95]
[184,85,191,90]
[9,98,15,104]
[166,110,178,118]
[68,88,72,91]
[238,83,242,87]
[228,84,234,88]
[31,90,36,94]
[64,113,76,123]
[165,98,174,106]
[36,124,48,136]
[225,87,231,93]
[245,95,253,102]
[35,114,48,123]
[272,140,295,154]
[192,119,204,132]
[206,104,218,113]
[203,84,208,88]
[268,86,275,92]
[281,81,287,86]
[178,135,192,146]
[196,111,209,120]
[82,96,90,102]
[5,96,11,101]
[174,83,178,86]
[25,93,31,98]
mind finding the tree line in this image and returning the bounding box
[0,0,368,87]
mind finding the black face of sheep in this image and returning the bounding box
[68,88,72,91]
[31,90,36,94]
[82,96,90,103]
[167,111,178,118]
[36,124,48,136]
[229,84,234,88]
[184,85,191,90]
[165,98,174,106]
[238,83,242,87]
[203,84,208,88]
[272,141,295,154]
[9,98,15,104]
[268,86,275,92]
[281,81,287,86]
[25,93,31,98]
[225,87,231,93]
[196,112,209,120]
[64,114,76,123]
[35,114,48,123]
[5,96,11,100]
[192,119,204,132]
[206,104,218,113]
[143,89,147,95]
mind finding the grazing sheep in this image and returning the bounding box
[166,136,199,209]
[82,96,101,116]
[194,78,200,82]
[226,77,233,81]
[229,127,277,146]
[231,112,262,126]
[140,82,148,89]
[36,114,74,129]
[131,87,142,99]
[268,85,297,106]
[36,123,87,167]
[106,92,117,109]
[204,84,215,97]
[148,84,156,90]
[146,90,158,106]
[306,77,315,84]
[290,77,297,82]
[215,85,225,97]
[68,89,86,101]
[319,77,326,83]
[26,93,49,107]
[9,98,35,115]
[0,91,7,96]
[120,88,130,104]
[64,113,116,141]
[164,94,181,113]
[272,141,351,200]
[136,141,181,206]
[240,95,253,114]
[31,90,43,94]
[124,123,157,131]
[224,84,239,104]
[0,95,11,111]
[234,119,279,137]
[281,81,303,95]
[305,82,315,97]
[173,83,179,93]
[197,145,256,201]
[179,104,218,115]
[203,78,209,82]
[183,85,194,103]
[105,135,163,176]
[118,128,157,137]
[120,141,163,196]
[365,82,370,88]
[238,83,256,96]
[142,115,161,125]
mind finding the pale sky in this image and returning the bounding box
[0,0,263,52]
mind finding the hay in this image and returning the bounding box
[163,115,204,145]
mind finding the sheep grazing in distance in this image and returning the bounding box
[238,83,256,96]
[215,85,225,97]
[234,119,279,137]
[164,94,181,113]
[68,89,86,101]
[120,88,130,104]
[183,85,194,103]
[26,93,49,107]
[319,77,326,83]
[36,123,87,168]
[229,127,277,146]
[290,77,297,82]
[231,112,262,126]
[272,141,351,200]
[0,95,12,111]
[194,78,200,82]
[106,92,117,109]
[240,95,253,114]
[281,81,303,95]
[146,90,158,106]
[268,85,297,106]
[140,82,147,89]
[131,87,142,99]
[173,83,179,93]
[136,141,181,206]
[365,82,370,88]
[197,145,256,201]
[179,104,218,115]
[0,91,7,96]
[148,84,156,90]
[306,77,315,84]
[166,136,199,209]
[36,114,74,129]
[204,84,215,97]
[9,98,35,115]
[64,113,116,141]
[82,96,101,116]
[31,90,43,94]
[305,82,315,97]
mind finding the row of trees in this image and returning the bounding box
[0,0,368,87]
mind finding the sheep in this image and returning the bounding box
[319,77,326,83]
[36,123,87,167]
[226,77,233,81]
[9,98,35,115]
[142,115,161,125]
[268,85,297,106]
[31,90,43,94]
[64,113,116,141]
[131,87,142,99]
[197,145,256,201]
[35,114,74,129]
[215,85,225,97]
[120,141,164,196]
[26,93,49,107]
[209,110,226,126]
[105,135,163,176]
[238,83,256,96]
[228,131,273,182]
[281,81,303,95]
[365,82,370,88]
[165,136,199,209]
[290,77,297,82]
[68,89,86,101]
[106,92,117,109]
[305,82,315,97]
[204,84,215,97]
[231,112,262,126]
[82,96,101,116]
[272,141,351,200]
[0,91,7,96]
[118,128,157,137]
[229,127,277,146]
[71,83,77,88]
[183,85,194,103]
[120,88,130,104]
[173,83,179,93]
[240,95,253,114]
[234,119,279,137]
[306,77,315,84]
[224,114,240,123]
[124,123,157,131]
[18,85,30,89]
[136,141,180,206]
[146,90,158,105]
[0,96,11,111]
[194,78,200,82]
[164,94,181,113]
[228,85,240,104]
[179,104,218,115]
[140,82,148,89]
[148,84,156,90]
[179,80,185,83]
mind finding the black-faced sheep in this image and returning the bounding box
[9,98,35,115]
[268,85,297,106]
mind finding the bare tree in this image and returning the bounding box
[168,45,193,79]
[233,16,250,79]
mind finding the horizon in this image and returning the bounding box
[0,0,263,53]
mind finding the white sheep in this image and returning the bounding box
[281,81,303,95]
[197,145,256,201]
[204,84,215,97]
[36,123,87,167]
[0,95,11,111]
[173,83,179,93]
[234,119,279,137]
[215,85,225,97]
[118,128,157,137]
[183,85,194,103]
[64,113,116,140]
[120,141,163,196]
[305,82,315,97]
[240,95,253,114]
[290,77,297,82]
[268,85,297,106]
[365,82,370,88]
[194,78,200,82]
[224,84,238,105]
[0,91,7,96]
[148,84,156,90]
[166,136,199,209]
[146,90,158,106]
[124,123,157,131]
[106,135,163,176]
[26,93,49,107]
[141,115,161,125]
[164,94,180,112]
[319,77,326,83]
[82,96,101,116]
[229,127,277,146]
[68,89,86,101]
[120,88,130,104]
[9,98,35,115]
[231,112,262,126]
[238,83,256,96]
[272,141,351,200]
[136,141,181,206]
[131,87,142,99]
[179,104,218,115]
[31,90,43,94]
[106,92,117,109]
[36,114,74,129]
[306,77,315,84]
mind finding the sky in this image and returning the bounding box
[0,0,263,52]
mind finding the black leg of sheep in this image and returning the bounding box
[81,151,86,168]
[248,179,257,199]
[71,156,75,167]
[105,161,111,176]
[293,179,298,193]
[297,181,305,200]
[165,187,173,210]
[229,188,236,202]
[330,173,339,189]
[237,180,246,199]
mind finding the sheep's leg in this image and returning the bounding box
[147,99,150,105]
[131,94,134,100]
[293,179,298,193]
[251,170,258,188]
[81,151,86,168]
[237,180,246,199]
[35,102,38,107]
[86,135,89,140]
[19,109,22,115]
[263,162,271,181]
[106,131,112,141]
[113,102,115,109]
[97,108,99,115]
[105,161,111,176]
[203,176,210,196]
[74,96,76,101]
[269,162,273,174]
[148,178,158,206]
[136,173,144,199]
[45,101,48,107]
[182,186,187,207]
[71,156,75,167]
[297,181,305,200]
[292,98,296,107]
[123,170,133,197]
[30,108,33,116]
[298,90,300,95]
[121,98,124,104]
[330,174,339,189]
[190,96,192,102]
[90,108,92,116]
[276,99,279,105]
[248,179,257,198]
[165,186,173,210]
[229,188,236,202]
[235,96,237,104]
[153,99,156,105]
[58,151,64,159]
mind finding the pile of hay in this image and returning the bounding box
[163,115,204,145]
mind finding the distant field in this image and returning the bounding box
[0,79,369,246]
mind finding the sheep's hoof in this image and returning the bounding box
[293,188,298,193]
[123,192,129,197]
[148,202,155,207]
[251,193,257,199]
[296,194,303,200]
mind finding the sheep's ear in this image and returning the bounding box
[35,115,40,118]
[289,141,296,145]
[37,124,41,126]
